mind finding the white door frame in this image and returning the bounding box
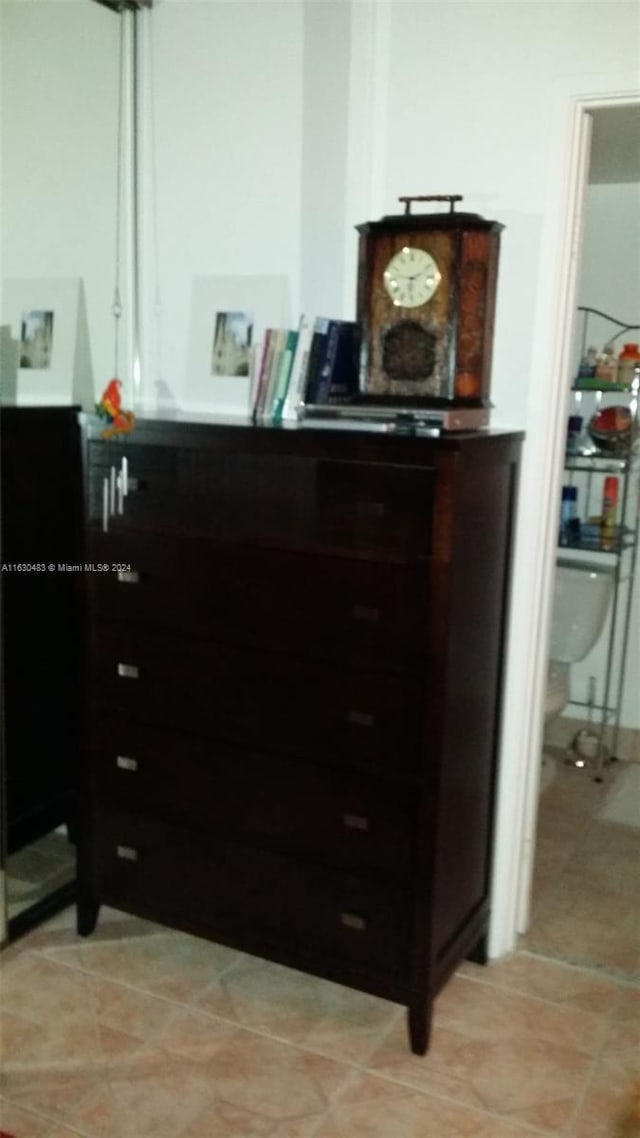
[489,72,640,959]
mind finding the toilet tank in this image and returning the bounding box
[550,558,615,664]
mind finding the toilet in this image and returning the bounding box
[545,556,615,722]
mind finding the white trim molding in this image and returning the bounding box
[489,72,640,960]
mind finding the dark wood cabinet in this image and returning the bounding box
[1,406,83,856]
[78,415,521,1054]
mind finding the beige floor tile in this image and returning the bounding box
[0,1095,52,1137]
[181,1098,327,1138]
[67,1025,352,1138]
[43,1129,93,1138]
[433,973,607,1055]
[525,907,640,981]
[313,1072,537,1137]
[571,1050,640,1137]
[44,927,243,1002]
[459,951,622,1015]
[196,1031,351,1121]
[22,906,163,955]
[86,973,179,1042]
[0,1011,102,1075]
[0,951,186,1075]
[62,1059,217,1138]
[0,954,96,1027]
[146,1005,246,1063]
[365,976,599,1131]
[0,1069,102,1128]
[524,756,640,984]
[195,956,403,1064]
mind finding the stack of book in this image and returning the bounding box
[250,316,360,424]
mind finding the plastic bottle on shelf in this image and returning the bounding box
[617,343,640,388]
[577,347,598,379]
[559,485,580,546]
[566,415,583,455]
[595,343,618,383]
[601,475,619,551]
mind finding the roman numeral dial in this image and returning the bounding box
[383,246,441,308]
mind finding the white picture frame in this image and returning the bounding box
[1,278,93,408]
[183,274,290,415]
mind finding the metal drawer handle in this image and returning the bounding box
[343,813,369,832]
[340,912,367,932]
[358,500,385,519]
[116,755,138,772]
[117,570,140,584]
[348,710,375,729]
[352,604,380,623]
[116,845,139,862]
[117,663,139,679]
[102,477,109,533]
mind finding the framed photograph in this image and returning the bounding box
[211,310,253,377]
[184,275,290,414]
[1,278,93,407]
[0,325,19,403]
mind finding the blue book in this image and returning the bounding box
[313,320,342,404]
[303,318,331,404]
[325,321,360,404]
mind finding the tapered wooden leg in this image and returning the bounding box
[408,999,432,1055]
[76,898,100,937]
[467,931,489,965]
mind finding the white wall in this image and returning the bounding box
[576,181,640,360]
[1,0,125,400]
[137,0,307,411]
[377,2,638,426]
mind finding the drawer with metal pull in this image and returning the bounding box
[315,459,434,559]
[89,623,424,777]
[88,716,417,876]
[87,531,428,671]
[87,438,434,560]
[86,443,185,535]
[91,810,412,980]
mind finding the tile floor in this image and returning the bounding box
[6,831,75,923]
[1,755,638,1138]
[523,755,640,983]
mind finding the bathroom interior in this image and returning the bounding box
[523,104,640,983]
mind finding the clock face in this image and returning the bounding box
[383,246,441,308]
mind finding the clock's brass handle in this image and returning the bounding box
[398,194,463,215]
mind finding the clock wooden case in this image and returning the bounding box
[356,195,503,410]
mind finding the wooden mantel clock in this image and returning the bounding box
[356,195,503,427]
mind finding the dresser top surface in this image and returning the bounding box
[82,410,523,458]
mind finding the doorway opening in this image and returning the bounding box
[518,97,640,982]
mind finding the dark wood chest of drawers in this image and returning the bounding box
[1,406,83,856]
[78,415,521,1053]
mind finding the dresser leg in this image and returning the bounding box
[467,931,489,965]
[408,1000,432,1055]
[76,899,100,937]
